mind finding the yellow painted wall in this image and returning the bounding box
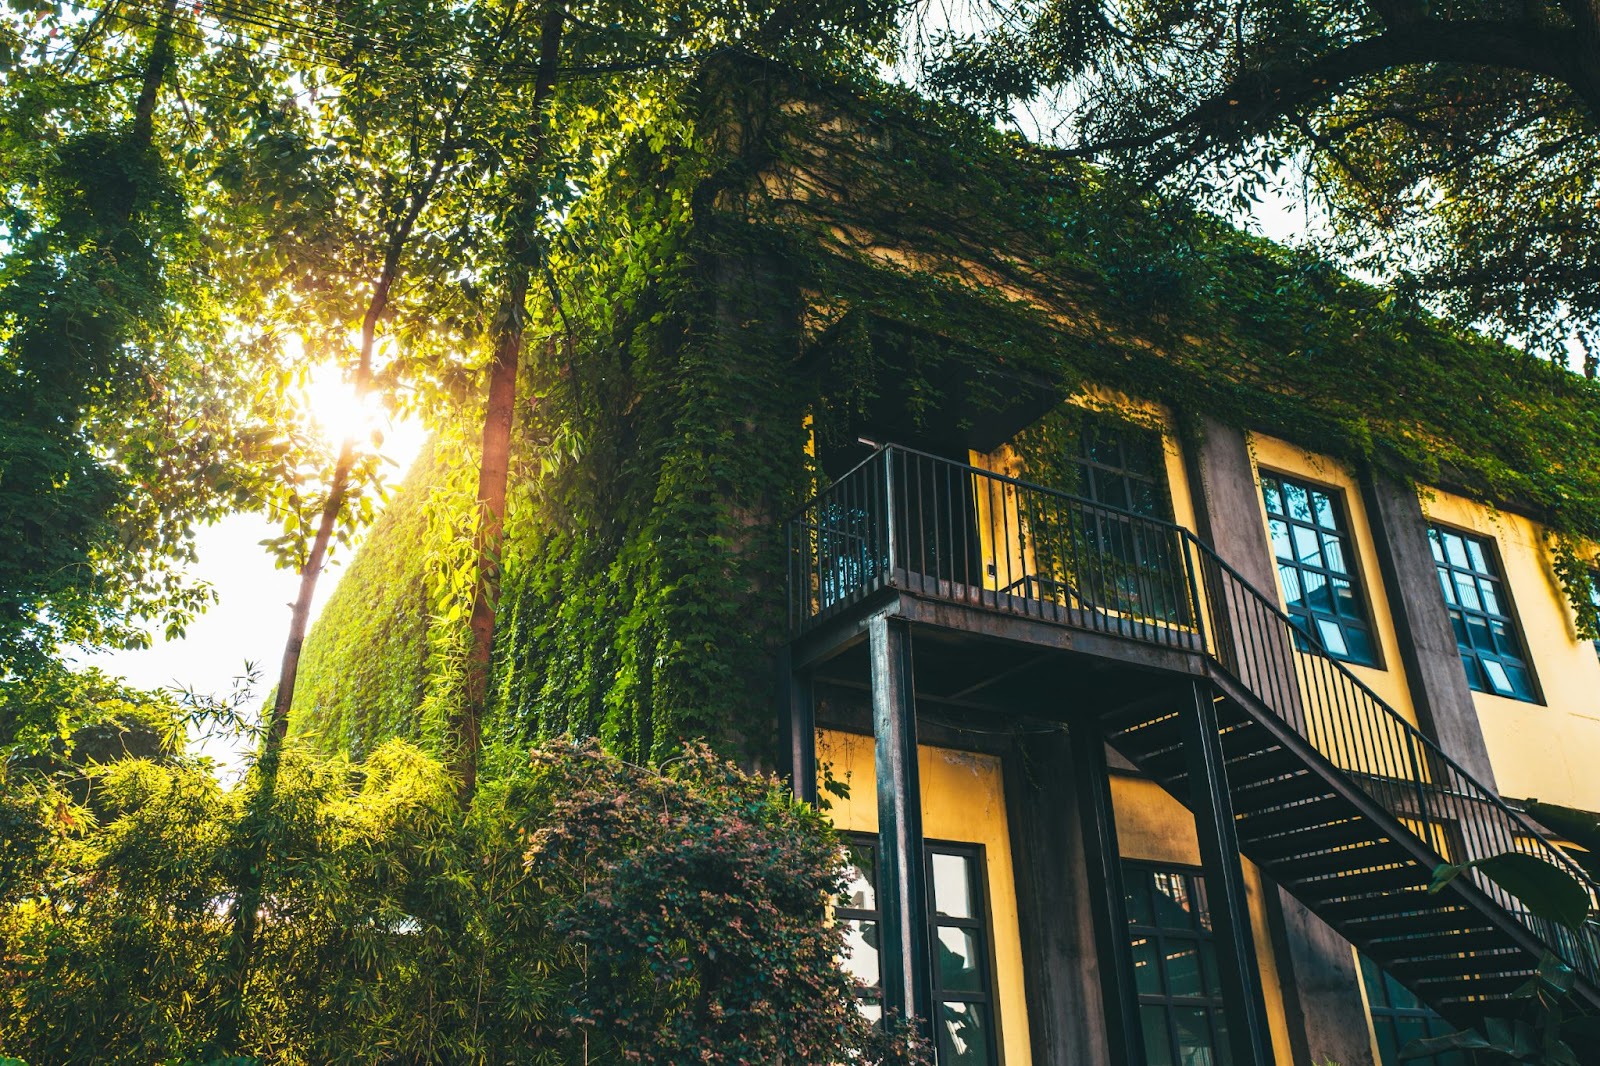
[1420,488,1600,810]
[1110,774,1297,1066]
[817,728,1033,1066]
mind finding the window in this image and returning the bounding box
[1124,863,1232,1066]
[1428,525,1537,701]
[928,845,997,1064]
[1022,413,1187,622]
[1359,954,1470,1066]
[839,839,885,1023]
[840,837,999,1065]
[1069,417,1173,520]
[1260,473,1379,666]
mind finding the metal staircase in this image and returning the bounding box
[789,444,1600,1030]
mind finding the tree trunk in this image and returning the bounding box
[453,0,567,803]
[219,72,473,1057]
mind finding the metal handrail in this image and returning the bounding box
[787,444,1600,983]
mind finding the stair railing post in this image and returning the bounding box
[1071,715,1145,1066]
[882,449,899,584]
[869,613,932,1035]
[1182,679,1274,1066]
[1182,532,1209,653]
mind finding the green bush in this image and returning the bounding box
[0,739,923,1065]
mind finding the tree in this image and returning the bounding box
[0,0,272,676]
[920,0,1600,367]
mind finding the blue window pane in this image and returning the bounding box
[1262,481,1283,514]
[1279,565,1304,607]
[1312,490,1337,529]
[937,1001,992,1065]
[1284,482,1312,521]
[1132,936,1163,995]
[1165,940,1204,998]
[1322,533,1348,573]
[1142,1006,1175,1066]
[1315,618,1350,657]
[1302,570,1333,612]
[1152,872,1195,928]
[1269,518,1293,560]
[1292,524,1323,565]
[1343,625,1376,665]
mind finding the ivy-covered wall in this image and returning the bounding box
[293,54,1600,765]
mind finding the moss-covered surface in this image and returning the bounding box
[292,55,1600,763]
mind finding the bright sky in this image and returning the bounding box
[76,367,429,779]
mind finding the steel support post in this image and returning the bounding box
[1071,715,1145,1066]
[777,646,817,805]
[870,614,932,1031]
[1183,680,1274,1066]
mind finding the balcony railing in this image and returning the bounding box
[787,444,1600,984]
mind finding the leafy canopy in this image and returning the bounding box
[919,0,1600,369]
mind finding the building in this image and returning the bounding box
[292,56,1600,1066]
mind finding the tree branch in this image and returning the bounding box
[1061,17,1600,162]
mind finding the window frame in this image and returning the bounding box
[1426,521,1542,704]
[1358,952,1470,1066]
[1051,413,1190,625]
[839,834,1002,1065]
[1258,468,1384,668]
[1068,414,1176,521]
[1122,860,1234,1066]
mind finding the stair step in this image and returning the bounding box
[1245,818,1379,861]
[1265,841,1412,882]
[1291,864,1429,901]
[1234,795,1351,840]
[1316,886,1438,924]
[1409,971,1535,1005]
[1230,773,1330,815]
[1225,747,1307,788]
[1346,907,1489,941]
[1377,929,1519,964]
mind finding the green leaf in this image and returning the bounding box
[1430,853,1591,930]
[1399,1029,1493,1059]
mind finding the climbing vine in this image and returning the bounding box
[294,54,1600,762]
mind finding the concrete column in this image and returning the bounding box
[1071,718,1144,1066]
[1266,893,1381,1066]
[1360,471,1497,789]
[1005,728,1112,1065]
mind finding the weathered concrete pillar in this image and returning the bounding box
[869,614,932,1030]
[1359,470,1497,789]
[1005,727,1115,1066]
